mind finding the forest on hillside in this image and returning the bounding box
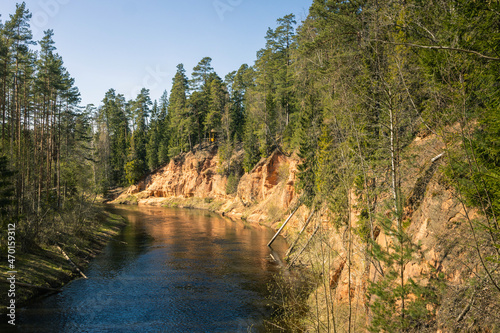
[1,0,499,331]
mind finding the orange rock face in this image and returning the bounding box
[114,146,300,223]
[238,150,297,207]
[142,146,228,199]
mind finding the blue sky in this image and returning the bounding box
[0,0,312,107]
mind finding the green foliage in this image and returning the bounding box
[435,1,500,277]
[168,64,190,154]
[130,88,151,164]
[221,140,243,195]
[295,93,322,208]
[146,100,161,171]
[226,174,240,195]
[205,75,226,136]
[354,209,371,242]
[225,64,253,142]
[243,14,298,158]
[465,96,500,220]
[190,56,214,91]
[368,211,439,332]
[125,159,145,185]
[0,155,14,220]
[97,89,130,186]
[242,115,261,172]
[0,4,107,251]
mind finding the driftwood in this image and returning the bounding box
[57,245,88,279]
[431,152,444,162]
[269,247,285,267]
[457,293,475,323]
[267,206,299,247]
[285,208,316,258]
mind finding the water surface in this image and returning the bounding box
[12,206,288,332]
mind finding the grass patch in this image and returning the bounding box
[267,204,283,224]
[161,196,224,212]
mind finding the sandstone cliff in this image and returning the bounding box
[113,145,303,226]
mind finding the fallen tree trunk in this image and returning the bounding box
[287,221,321,268]
[57,245,88,279]
[267,206,299,247]
[285,208,316,258]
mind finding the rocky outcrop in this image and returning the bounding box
[238,150,296,207]
[113,146,301,225]
[225,150,299,224]
[141,145,227,199]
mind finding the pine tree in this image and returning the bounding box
[205,75,226,138]
[2,2,34,150]
[247,14,298,155]
[242,114,260,172]
[99,89,129,186]
[157,90,170,165]
[0,3,100,249]
[189,57,218,145]
[230,64,254,142]
[367,212,440,332]
[146,100,160,171]
[295,91,321,208]
[168,64,189,156]
[126,88,151,183]
[190,56,214,91]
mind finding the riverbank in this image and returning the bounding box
[0,209,127,316]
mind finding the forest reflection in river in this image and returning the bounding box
[15,206,289,332]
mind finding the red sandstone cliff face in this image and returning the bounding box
[135,145,227,199]
[114,146,300,225]
[227,150,299,223]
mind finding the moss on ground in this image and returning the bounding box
[0,210,126,314]
[113,195,139,205]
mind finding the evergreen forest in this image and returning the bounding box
[1,1,499,331]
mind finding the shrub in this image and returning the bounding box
[226,174,240,195]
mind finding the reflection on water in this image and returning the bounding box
[13,206,288,332]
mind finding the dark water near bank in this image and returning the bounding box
[12,206,288,332]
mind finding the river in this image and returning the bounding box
[12,206,289,332]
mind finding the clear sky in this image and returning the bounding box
[0,0,312,107]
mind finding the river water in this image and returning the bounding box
[12,206,289,332]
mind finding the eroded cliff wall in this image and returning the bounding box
[113,145,303,226]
